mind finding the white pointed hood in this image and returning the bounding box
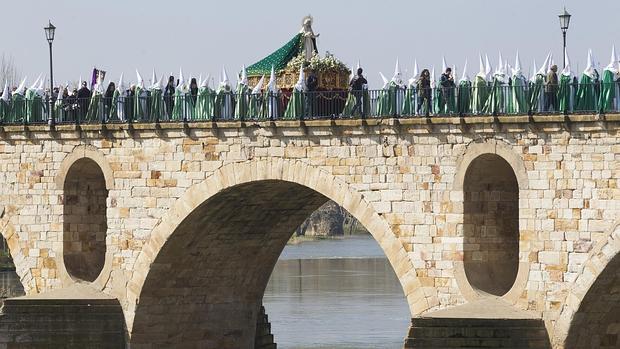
[513,51,523,77]
[496,51,504,75]
[484,54,492,79]
[252,75,265,94]
[56,85,65,102]
[135,69,144,89]
[240,65,248,86]
[13,76,27,95]
[150,69,162,90]
[408,59,419,87]
[477,54,486,79]
[430,66,436,88]
[547,53,555,73]
[584,49,596,78]
[442,56,448,73]
[392,58,402,85]
[530,59,538,82]
[537,53,551,75]
[267,66,277,93]
[294,65,306,91]
[36,75,46,95]
[200,74,210,89]
[460,59,470,82]
[30,74,42,90]
[605,45,618,73]
[1,82,9,102]
[117,73,125,92]
[379,72,389,89]
[562,48,572,77]
[177,67,187,92]
[220,66,230,88]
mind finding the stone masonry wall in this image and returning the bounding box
[0,115,616,347]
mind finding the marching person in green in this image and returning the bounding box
[149,70,164,122]
[599,46,619,113]
[376,72,391,117]
[342,61,359,116]
[529,53,550,113]
[390,59,405,116]
[471,55,488,114]
[0,82,10,122]
[483,52,508,115]
[215,67,234,120]
[26,75,45,123]
[284,65,306,119]
[266,66,280,119]
[234,66,249,120]
[86,75,104,122]
[134,70,148,121]
[457,60,471,114]
[109,74,125,122]
[248,75,265,119]
[509,52,528,114]
[195,75,214,120]
[558,49,574,113]
[10,77,27,123]
[402,60,419,115]
[575,50,598,112]
[172,68,188,121]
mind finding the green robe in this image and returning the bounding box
[248,92,265,120]
[471,76,487,114]
[598,69,618,113]
[25,89,41,123]
[402,85,416,116]
[149,89,163,122]
[215,88,234,119]
[575,74,596,112]
[171,89,186,121]
[483,76,506,115]
[265,91,279,119]
[457,80,471,114]
[11,93,25,123]
[389,82,404,116]
[234,84,249,120]
[195,87,214,120]
[529,74,545,113]
[283,88,304,119]
[109,89,120,121]
[0,99,10,122]
[342,90,356,116]
[510,76,528,114]
[376,86,391,116]
[134,87,146,121]
[85,92,101,122]
[558,74,573,113]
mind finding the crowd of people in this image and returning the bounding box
[1,49,619,124]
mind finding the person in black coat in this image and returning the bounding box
[76,81,91,120]
[305,68,318,117]
[350,68,368,117]
[164,76,175,119]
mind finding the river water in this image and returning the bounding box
[263,235,410,349]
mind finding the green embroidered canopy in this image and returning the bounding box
[247,33,303,76]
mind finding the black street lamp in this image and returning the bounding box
[44,21,56,126]
[558,7,571,68]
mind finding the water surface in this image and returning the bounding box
[264,235,410,349]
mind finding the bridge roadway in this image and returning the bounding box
[0,114,617,348]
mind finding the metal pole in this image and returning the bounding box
[48,42,55,126]
[562,31,567,68]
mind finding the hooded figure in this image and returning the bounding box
[215,67,234,119]
[109,74,125,121]
[149,70,164,121]
[599,46,619,112]
[86,75,105,121]
[508,52,528,114]
[0,82,10,121]
[483,52,508,114]
[402,60,419,115]
[456,60,471,114]
[471,55,488,114]
[376,72,391,116]
[134,70,147,120]
[284,65,306,119]
[234,65,249,120]
[10,77,27,122]
[25,75,41,123]
[248,75,265,119]
[529,53,551,113]
[342,61,359,116]
[575,50,598,111]
[172,68,189,120]
[265,66,279,119]
[195,75,214,120]
[558,49,574,113]
[388,58,405,116]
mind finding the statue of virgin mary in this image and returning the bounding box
[300,15,319,61]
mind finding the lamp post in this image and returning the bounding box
[44,21,56,126]
[558,7,571,68]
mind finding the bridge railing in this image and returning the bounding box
[2,82,619,125]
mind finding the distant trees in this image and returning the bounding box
[0,54,20,89]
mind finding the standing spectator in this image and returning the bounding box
[77,81,91,120]
[417,69,432,116]
[306,67,318,117]
[104,82,116,121]
[164,75,175,119]
[439,67,456,113]
[349,67,367,117]
[545,65,559,112]
[189,78,198,105]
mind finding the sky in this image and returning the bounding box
[1,0,619,88]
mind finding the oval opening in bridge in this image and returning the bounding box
[62,158,108,282]
[463,153,519,296]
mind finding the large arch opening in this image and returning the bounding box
[62,158,108,282]
[565,252,620,348]
[463,153,519,296]
[130,179,412,348]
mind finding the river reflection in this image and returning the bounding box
[263,235,410,349]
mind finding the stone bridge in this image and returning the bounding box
[0,114,618,348]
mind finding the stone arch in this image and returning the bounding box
[57,146,112,284]
[124,159,428,347]
[452,139,530,302]
[0,219,30,294]
[553,220,620,348]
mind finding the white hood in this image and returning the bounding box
[391,58,402,85]
[267,65,277,93]
[252,75,265,94]
[294,65,306,92]
[1,82,9,102]
[460,59,470,82]
[136,69,144,89]
[561,48,572,77]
